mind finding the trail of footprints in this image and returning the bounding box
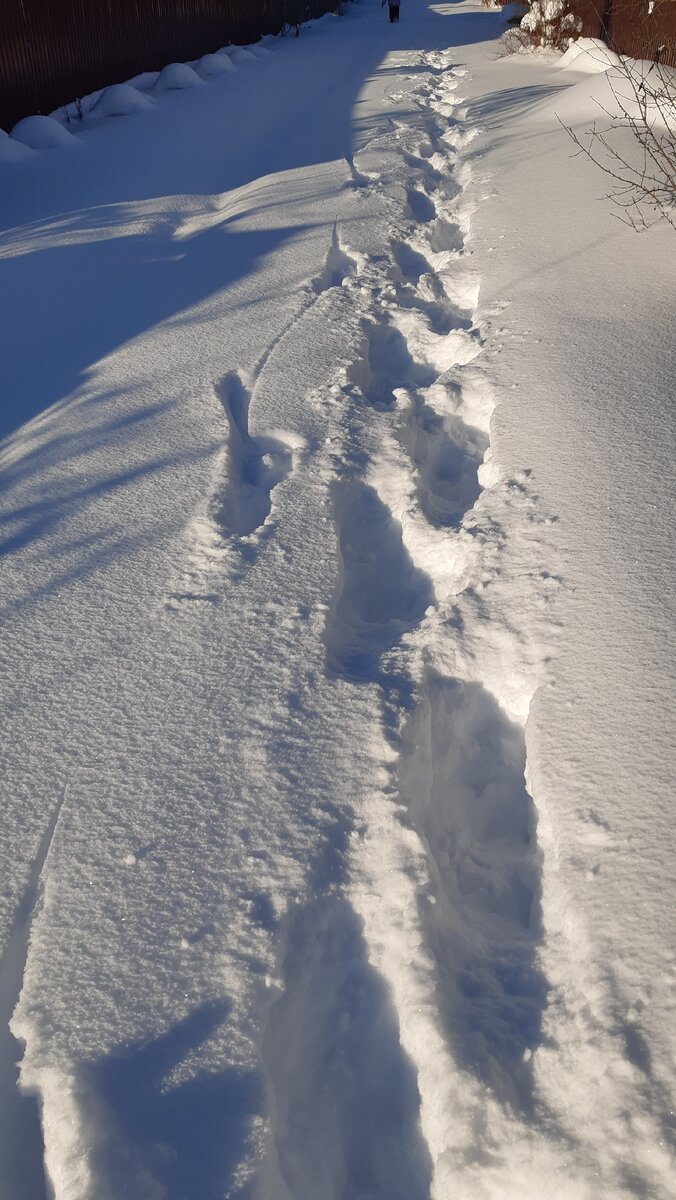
[168,55,480,606]
[262,52,554,1195]
[168,47,552,1192]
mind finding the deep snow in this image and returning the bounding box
[0,3,674,1198]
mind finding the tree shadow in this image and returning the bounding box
[0,412,217,619]
[0,1,501,443]
[468,82,573,131]
[0,219,305,444]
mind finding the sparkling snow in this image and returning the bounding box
[0,3,674,1198]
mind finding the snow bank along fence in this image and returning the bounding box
[573,0,676,66]
[0,0,340,132]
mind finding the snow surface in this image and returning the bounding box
[92,85,156,119]
[9,115,79,149]
[0,131,34,163]
[0,3,674,1199]
[197,54,238,79]
[153,62,205,93]
[557,35,623,72]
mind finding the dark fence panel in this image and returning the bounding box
[607,0,676,64]
[572,0,676,65]
[2,1,674,133]
[571,0,610,37]
[0,0,339,132]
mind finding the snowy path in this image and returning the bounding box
[1,4,674,1199]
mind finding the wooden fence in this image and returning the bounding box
[573,0,676,65]
[1,0,673,133]
[0,0,340,132]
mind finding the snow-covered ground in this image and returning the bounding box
[0,3,674,1198]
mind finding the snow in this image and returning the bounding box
[9,115,79,149]
[196,53,238,78]
[0,3,674,1199]
[0,130,33,163]
[548,55,676,130]
[92,85,156,119]
[228,48,259,66]
[127,71,161,92]
[558,35,623,72]
[153,62,205,92]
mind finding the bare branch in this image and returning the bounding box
[558,56,676,231]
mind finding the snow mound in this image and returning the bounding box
[548,61,675,129]
[10,115,79,149]
[543,69,618,123]
[0,128,34,162]
[559,37,622,73]
[92,83,155,117]
[196,52,237,78]
[229,48,258,65]
[153,62,205,92]
[127,70,160,91]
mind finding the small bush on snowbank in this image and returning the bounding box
[519,1,581,49]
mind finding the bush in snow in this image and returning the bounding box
[520,0,581,49]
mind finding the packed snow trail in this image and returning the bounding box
[1,3,674,1199]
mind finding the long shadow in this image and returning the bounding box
[86,1002,261,1200]
[0,1,501,444]
[0,516,184,622]
[0,400,215,618]
[468,82,574,131]
[0,220,303,444]
[0,436,212,560]
[0,392,214,616]
[0,397,172,501]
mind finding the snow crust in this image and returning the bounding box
[0,4,673,1199]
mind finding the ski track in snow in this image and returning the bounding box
[3,11,673,1200]
[0,794,63,1200]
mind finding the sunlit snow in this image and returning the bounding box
[0,3,674,1198]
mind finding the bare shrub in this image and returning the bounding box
[560,56,676,230]
[498,24,535,53]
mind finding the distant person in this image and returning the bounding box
[382,0,400,22]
